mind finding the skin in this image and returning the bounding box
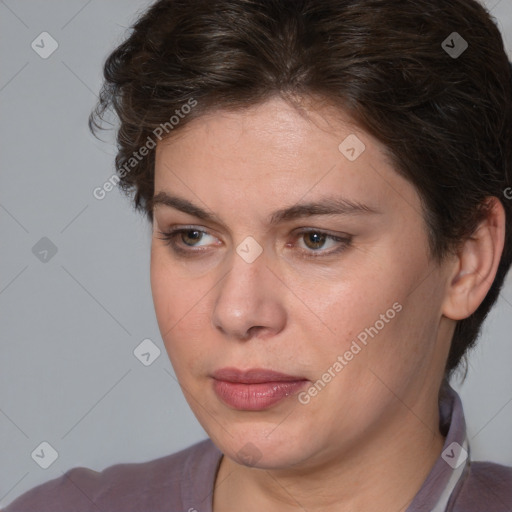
[150,96,505,512]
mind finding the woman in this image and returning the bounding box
[5,0,512,510]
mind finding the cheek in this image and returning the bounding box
[150,245,203,325]
[150,252,176,331]
[150,249,190,351]
[150,247,213,369]
[305,264,397,335]
[304,253,421,370]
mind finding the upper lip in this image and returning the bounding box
[212,367,307,384]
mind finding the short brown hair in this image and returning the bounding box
[90,0,512,378]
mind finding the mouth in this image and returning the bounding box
[211,367,309,411]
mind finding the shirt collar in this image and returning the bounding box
[406,379,470,511]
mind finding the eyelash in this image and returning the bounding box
[155,226,352,259]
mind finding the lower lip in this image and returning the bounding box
[212,379,308,410]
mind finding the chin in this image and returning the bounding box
[208,421,320,469]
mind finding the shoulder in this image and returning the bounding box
[3,438,220,512]
[451,461,512,512]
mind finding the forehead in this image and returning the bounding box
[156,97,386,172]
[153,96,417,222]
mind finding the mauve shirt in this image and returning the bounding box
[3,382,512,511]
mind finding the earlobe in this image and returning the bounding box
[442,197,506,321]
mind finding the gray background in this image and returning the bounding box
[1,0,511,507]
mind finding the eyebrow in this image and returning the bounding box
[151,191,381,225]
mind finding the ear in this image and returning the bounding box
[442,197,506,321]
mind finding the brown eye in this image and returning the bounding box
[302,232,327,250]
[293,229,352,258]
[155,227,219,254]
[180,230,204,246]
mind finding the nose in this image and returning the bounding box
[211,248,287,341]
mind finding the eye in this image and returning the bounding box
[176,229,208,246]
[292,229,352,257]
[155,227,220,254]
[300,232,333,250]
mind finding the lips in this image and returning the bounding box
[212,367,307,384]
[211,367,309,410]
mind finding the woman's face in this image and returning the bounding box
[150,96,453,469]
